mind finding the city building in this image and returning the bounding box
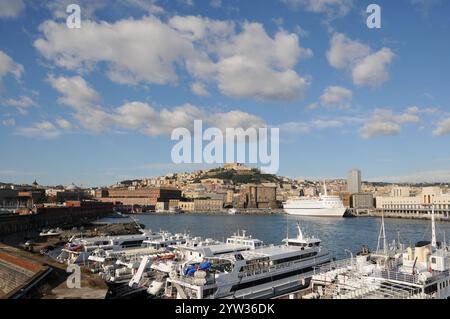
[226,190,235,204]
[376,187,450,218]
[56,190,92,203]
[238,184,277,209]
[340,192,351,208]
[193,199,224,212]
[350,193,374,209]
[347,169,362,194]
[95,187,182,207]
[155,201,168,212]
[223,163,252,171]
[391,187,412,197]
[0,189,46,209]
[179,201,195,212]
[303,186,318,197]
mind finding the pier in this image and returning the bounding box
[348,209,450,222]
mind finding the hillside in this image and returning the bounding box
[195,167,282,185]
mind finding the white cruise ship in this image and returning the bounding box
[283,183,346,217]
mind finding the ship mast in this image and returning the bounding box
[323,181,328,196]
[296,222,304,240]
[377,210,387,254]
[431,203,437,248]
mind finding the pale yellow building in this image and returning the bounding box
[179,201,195,212]
[193,199,224,212]
[376,187,450,218]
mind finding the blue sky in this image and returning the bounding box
[0,0,450,186]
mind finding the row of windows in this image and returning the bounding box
[273,252,318,265]
[439,280,450,290]
[230,266,315,292]
[381,204,450,210]
[380,209,450,216]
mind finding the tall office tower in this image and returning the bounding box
[347,169,362,194]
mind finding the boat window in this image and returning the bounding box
[121,240,144,248]
[273,252,318,265]
[287,242,300,247]
[235,253,244,261]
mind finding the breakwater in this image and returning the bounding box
[0,201,113,236]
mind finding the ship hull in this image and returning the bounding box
[283,207,346,217]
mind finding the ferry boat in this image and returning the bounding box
[57,230,158,265]
[306,206,450,299]
[118,231,263,297]
[283,182,346,217]
[164,224,331,299]
[106,235,223,299]
[39,228,62,237]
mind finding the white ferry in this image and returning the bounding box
[57,230,160,265]
[164,224,331,299]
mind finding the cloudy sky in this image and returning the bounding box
[0,0,449,186]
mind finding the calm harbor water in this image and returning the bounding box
[101,214,450,259]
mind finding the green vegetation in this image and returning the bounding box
[198,168,281,185]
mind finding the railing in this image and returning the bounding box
[372,269,419,284]
[313,258,356,275]
[429,269,450,282]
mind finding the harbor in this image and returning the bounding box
[1,207,450,299]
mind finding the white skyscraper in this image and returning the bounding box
[347,169,362,194]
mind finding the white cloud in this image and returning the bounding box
[16,121,60,139]
[433,117,450,136]
[181,0,194,6]
[280,116,360,134]
[327,33,395,87]
[327,33,370,69]
[48,75,111,132]
[36,17,196,86]
[210,0,222,8]
[48,75,101,110]
[407,106,437,115]
[45,0,165,18]
[0,51,24,87]
[0,0,24,18]
[208,111,267,131]
[121,0,164,14]
[281,0,353,17]
[208,22,312,100]
[2,96,37,114]
[191,82,209,96]
[45,0,106,19]
[47,75,267,137]
[214,55,309,101]
[319,86,352,109]
[370,169,450,183]
[114,102,206,136]
[360,108,420,139]
[35,15,312,101]
[2,118,15,126]
[410,0,442,16]
[56,118,74,130]
[294,25,310,38]
[352,48,395,87]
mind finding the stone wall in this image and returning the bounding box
[0,202,112,236]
